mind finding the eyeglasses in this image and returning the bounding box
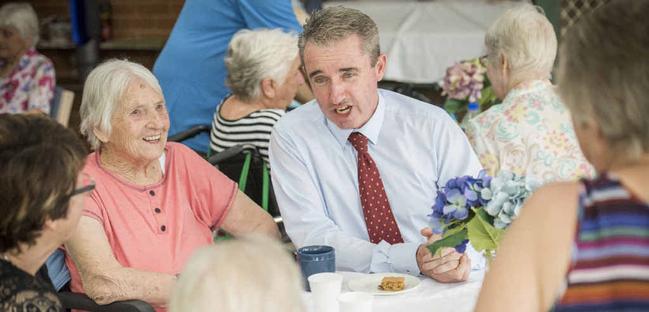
[70,183,95,197]
[68,173,95,198]
[479,54,489,65]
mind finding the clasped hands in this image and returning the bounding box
[416,227,471,283]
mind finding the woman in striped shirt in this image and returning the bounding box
[476,1,649,311]
[210,29,304,163]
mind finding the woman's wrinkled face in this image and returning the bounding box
[101,79,170,165]
[0,26,29,60]
[271,57,305,109]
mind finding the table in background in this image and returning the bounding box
[324,0,527,84]
[303,270,485,312]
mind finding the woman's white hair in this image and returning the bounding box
[0,2,40,47]
[225,29,299,102]
[169,235,305,312]
[485,3,557,79]
[80,59,163,150]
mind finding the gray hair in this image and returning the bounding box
[168,235,305,312]
[0,2,40,47]
[558,0,649,159]
[226,29,298,102]
[80,59,163,150]
[485,4,557,79]
[299,6,380,67]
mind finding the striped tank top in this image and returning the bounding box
[209,97,285,163]
[554,173,649,311]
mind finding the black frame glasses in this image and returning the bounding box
[70,183,95,197]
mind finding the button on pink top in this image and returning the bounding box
[65,142,237,305]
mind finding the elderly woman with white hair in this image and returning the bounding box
[169,235,305,312]
[63,59,280,310]
[0,2,55,114]
[210,28,304,163]
[464,4,593,184]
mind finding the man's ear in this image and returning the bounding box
[93,127,109,144]
[261,79,276,98]
[374,54,387,82]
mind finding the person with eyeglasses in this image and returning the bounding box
[464,3,593,185]
[0,113,90,311]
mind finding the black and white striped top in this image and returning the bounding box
[210,103,285,163]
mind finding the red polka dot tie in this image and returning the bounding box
[348,132,404,245]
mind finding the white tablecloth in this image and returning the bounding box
[324,0,526,83]
[303,270,485,312]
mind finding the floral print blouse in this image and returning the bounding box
[465,79,594,185]
[0,48,55,114]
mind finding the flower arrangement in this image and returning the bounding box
[440,58,498,119]
[427,171,538,259]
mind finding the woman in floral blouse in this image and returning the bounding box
[0,2,55,115]
[464,4,593,184]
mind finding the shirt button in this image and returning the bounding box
[154,208,161,213]
[149,190,155,196]
[161,225,166,232]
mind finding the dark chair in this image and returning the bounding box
[41,250,154,312]
[208,144,288,242]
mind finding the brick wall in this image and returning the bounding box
[8,0,184,40]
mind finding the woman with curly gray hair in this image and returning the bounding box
[0,2,55,114]
[209,28,303,163]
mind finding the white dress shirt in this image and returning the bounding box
[270,89,484,274]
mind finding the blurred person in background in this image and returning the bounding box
[210,28,303,163]
[476,1,649,311]
[169,235,304,312]
[0,114,89,311]
[153,0,309,153]
[0,2,55,115]
[464,4,593,185]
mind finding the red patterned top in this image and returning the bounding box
[0,48,55,114]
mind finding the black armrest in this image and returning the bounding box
[58,292,155,312]
[167,124,211,143]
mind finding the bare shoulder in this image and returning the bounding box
[524,181,582,218]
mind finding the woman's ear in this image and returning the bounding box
[261,79,276,99]
[93,127,109,144]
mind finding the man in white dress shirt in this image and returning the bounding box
[269,6,483,282]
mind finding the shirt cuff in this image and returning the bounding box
[369,241,420,274]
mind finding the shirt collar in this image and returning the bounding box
[326,90,386,149]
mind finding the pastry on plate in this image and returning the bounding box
[378,276,405,291]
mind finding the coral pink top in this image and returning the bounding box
[65,142,236,308]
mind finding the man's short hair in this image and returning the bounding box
[299,6,380,67]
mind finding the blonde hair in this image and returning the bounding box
[169,236,305,312]
[558,0,649,159]
[80,59,163,150]
[485,4,557,80]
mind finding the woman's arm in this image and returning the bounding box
[475,182,581,312]
[65,217,176,306]
[220,190,281,239]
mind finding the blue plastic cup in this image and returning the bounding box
[297,245,335,291]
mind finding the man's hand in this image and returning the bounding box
[416,227,471,283]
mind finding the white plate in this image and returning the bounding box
[347,273,421,296]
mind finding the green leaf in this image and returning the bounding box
[466,208,505,254]
[426,228,468,256]
[444,99,467,114]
